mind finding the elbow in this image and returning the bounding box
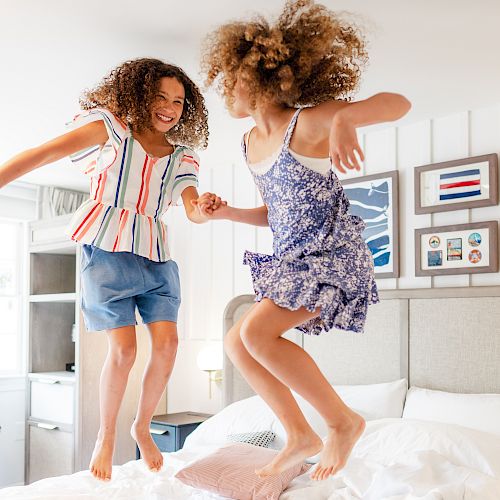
[383,92,412,118]
[398,95,412,116]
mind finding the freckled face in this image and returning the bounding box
[151,77,185,133]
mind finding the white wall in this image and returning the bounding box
[0,378,26,487]
[167,102,500,414]
[0,184,36,488]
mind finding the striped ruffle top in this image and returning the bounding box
[66,108,199,262]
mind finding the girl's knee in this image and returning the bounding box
[110,344,137,368]
[154,334,178,357]
[224,326,245,357]
[239,317,264,354]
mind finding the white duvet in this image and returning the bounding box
[2,419,499,500]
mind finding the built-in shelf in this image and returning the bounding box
[29,293,76,303]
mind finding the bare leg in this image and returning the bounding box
[131,321,178,472]
[240,299,365,480]
[90,325,137,481]
[225,305,322,477]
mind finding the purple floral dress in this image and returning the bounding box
[242,109,379,335]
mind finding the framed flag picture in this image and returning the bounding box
[415,221,498,276]
[342,170,399,279]
[414,153,498,214]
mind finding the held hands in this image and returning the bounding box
[329,112,364,174]
[190,192,229,220]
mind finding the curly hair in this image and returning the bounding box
[201,0,367,109]
[80,58,209,149]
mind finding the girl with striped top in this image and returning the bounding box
[0,58,224,481]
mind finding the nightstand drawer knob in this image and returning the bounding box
[150,428,169,435]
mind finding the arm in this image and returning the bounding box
[184,187,269,227]
[302,93,411,173]
[314,92,411,129]
[202,203,269,227]
[0,121,108,187]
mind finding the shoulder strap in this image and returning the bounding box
[241,127,255,162]
[283,108,302,148]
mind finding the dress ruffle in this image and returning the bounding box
[243,248,379,335]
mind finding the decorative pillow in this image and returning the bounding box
[175,443,311,500]
[402,386,500,436]
[227,431,276,448]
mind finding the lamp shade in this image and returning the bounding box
[197,344,223,371]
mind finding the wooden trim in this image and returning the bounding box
[379,285,500,300]
[414,153,498,214]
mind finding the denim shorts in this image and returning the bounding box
[80,244,181,331]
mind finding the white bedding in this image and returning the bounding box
[2,419,500,500]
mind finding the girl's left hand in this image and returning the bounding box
[329,113,364,174]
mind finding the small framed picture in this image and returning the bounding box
[414,153,498,214]
[415,221,498,276]
[342,170,399,278]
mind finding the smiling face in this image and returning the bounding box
[150,77,185,133]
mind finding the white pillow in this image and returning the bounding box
[182,395,276,450]
[335,378,408,420]
[354,418,500,478]
[402,386,500,436]
[184,379,408,451]
[403,387,500,435]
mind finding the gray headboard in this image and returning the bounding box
[223,287,500,406]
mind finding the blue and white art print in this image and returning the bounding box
[343,171,399,278]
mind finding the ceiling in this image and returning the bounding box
[2,0,500,190]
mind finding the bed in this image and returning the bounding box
[2,287,500,499]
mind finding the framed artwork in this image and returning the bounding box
[415,221,498,276]
[414,153,498,214]
[343,170,399,278]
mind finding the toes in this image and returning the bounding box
[311,466,322,481]
[322,466,333,481]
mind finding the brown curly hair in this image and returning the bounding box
[202,0,367,109]
[80,58,209,149]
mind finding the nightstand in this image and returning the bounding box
[136,412,212,458]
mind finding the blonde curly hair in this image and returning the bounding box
[80,58,209,149]
[202,0,367,109]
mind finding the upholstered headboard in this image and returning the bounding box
[222,287,500,406]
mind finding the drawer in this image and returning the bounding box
[149,423,176,453]
[30,379,74,425]
[28,421,73,483]
[29,215,73,247]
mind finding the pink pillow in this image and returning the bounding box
[175,443,311,499]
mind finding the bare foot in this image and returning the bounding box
[89,435,114,481]
[311,410,366,481]
[255,430,322,477]
[131,422,163,472]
